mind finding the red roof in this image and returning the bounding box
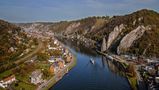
[3,75,15,82]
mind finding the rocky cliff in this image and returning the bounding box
[117,25,151,54]
[18,9,159,57]
[107,24,125,50]
[65,22,80,34]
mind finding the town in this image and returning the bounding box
[0,4,159,90]
[98,51,159,90]
[97,36,159,90]
[124,55,159,90]
[0,25,76,90]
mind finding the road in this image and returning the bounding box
[15,40,43,65]
[109,54,146,90]
[135,65,147,90]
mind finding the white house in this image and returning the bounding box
[155,77,159,83]
[54,40,58,45]
[30,70,43,85]
[48,56,55,63]
[48,56,63,63]
[0,75,16,88]
[48,44,57,50]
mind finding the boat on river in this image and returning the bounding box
[90,58,95,64]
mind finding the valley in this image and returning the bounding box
[0,9,159,90]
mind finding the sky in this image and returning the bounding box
[0,0,159,23]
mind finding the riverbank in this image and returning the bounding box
[38,49,77,90]
[49,38,131,90]
[96,50,137,90]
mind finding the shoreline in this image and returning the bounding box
[38,43,77,90]
[96,50,138,90]
[40,39,134,90]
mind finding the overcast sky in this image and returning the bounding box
[0,0,159,23]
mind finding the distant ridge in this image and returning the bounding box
[12,9,159,57]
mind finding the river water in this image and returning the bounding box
[50,39,131,90]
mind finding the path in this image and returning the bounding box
[15,40,43,65]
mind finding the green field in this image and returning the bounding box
[12,81,36,90]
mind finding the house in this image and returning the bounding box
[51,47,57,50]
[54,40,58,45]
[48,56,63,63]
[0,75,16,88]
[57,60,65,69]
[30,70,43,85]
[49,65,55,74]
[145,66,156,75]
[48,46,57,50]
[155,64,159,76]
[64,55,72,63]
[123,55,131,60]
[155,77,159,84]
[146,59,156,64]
[64,48,69,54]
[48,56,55,63]
[131,56,137,60]
[9,47,15,52]
[50,60,65,74]
[3,75,16,85]
[50,62,59,73]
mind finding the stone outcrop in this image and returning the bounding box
[117,25,151,54]
[22,23,50,32]
[65,22,80,34]
[17,9,159,57]
[101,37,106,52]
[107,24,125,50]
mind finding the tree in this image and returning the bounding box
[42,69,50,79]
[127,63,136,77]
[37,53,49,61]
[50,50,62,57]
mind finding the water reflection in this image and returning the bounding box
[102,56,126,77]
[51,38,131,90]
[58,38,98,57]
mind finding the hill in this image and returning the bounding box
[0,19,35,73]
[19,9,159,58]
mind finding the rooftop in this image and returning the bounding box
[3,75,15,82]
[31,70,42,78]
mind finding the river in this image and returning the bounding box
[50,39,131,90]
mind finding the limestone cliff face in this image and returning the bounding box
[65,22,80,34]
[17,9,159,57]
[117,25,151,54]
[107,24,125,49]
[21,23,50,32]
